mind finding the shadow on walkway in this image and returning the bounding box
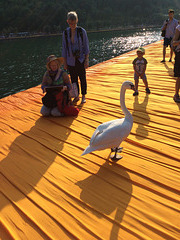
[0,105,82,214]
[76,161,132,240]
[132,94,150,140]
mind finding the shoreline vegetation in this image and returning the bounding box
[0,25,161,41]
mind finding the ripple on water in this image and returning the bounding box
[0,28,161,98]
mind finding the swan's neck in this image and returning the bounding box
[120,87,132,119]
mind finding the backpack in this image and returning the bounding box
[42,92,57,108]
[64,27,83,56]
[161,19,168,37]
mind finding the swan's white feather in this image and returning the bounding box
[81,81,134,157]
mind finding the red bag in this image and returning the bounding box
[56,92,79,116]
[63,105,79,116]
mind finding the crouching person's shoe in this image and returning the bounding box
[51,107,64,117]
[40,105,51,116]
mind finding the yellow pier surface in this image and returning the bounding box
[0,41,179,240]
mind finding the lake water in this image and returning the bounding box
[0,28,161,99]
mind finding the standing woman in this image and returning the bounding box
[62,11,90,104]
[173,24,180,103]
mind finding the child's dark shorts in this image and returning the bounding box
[174,52,180,77]
[164,37,172,47]
[134,73,147,81]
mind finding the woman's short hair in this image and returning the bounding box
[67,11,78,21]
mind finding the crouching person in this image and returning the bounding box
[41,55,79,116]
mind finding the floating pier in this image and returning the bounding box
[0,40,179,240]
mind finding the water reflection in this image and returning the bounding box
[89,29,161,65]
[0,28,161,98]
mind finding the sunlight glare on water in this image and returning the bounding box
[90,29,161,65]
[0,28,161,98]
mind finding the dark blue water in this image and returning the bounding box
[0,28,161,98]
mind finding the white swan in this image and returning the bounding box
[81,81,134,161]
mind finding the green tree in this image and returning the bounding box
[1,0,180,34]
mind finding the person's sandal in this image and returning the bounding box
[146,88,151,94]
[173,94,180,103]
[133,91,139,96]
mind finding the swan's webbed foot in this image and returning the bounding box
[110,152,123,162]
[111,147,123,153]
[110,147,123,161]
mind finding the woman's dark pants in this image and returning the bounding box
[68,59,87,95]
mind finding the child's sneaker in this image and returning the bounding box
[146,88,151,94]
[173,94,180,103]
[133,91,139,96]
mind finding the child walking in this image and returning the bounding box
[132,47,150,96]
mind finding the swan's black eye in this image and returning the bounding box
[130,84,134,88]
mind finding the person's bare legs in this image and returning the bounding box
[134,78,139,92]
[143,77,151,94]
[133,78,139,96]
[162,45,166,61]
[175,77,180,96]
[142,78,148,89]
[173,77,180,102]
[169,47,173,62]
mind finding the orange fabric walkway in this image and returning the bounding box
[0,41,179,240]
